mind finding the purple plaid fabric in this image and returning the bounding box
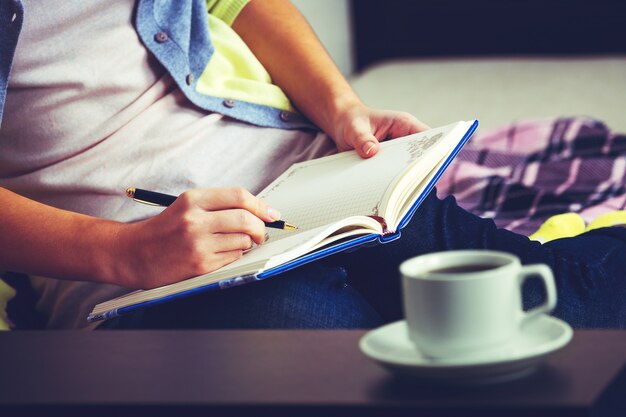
[437,117,626,236]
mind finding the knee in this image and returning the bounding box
[545,240,626,328]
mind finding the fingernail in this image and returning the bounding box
[362,141,376,156]
[268,207,281,221]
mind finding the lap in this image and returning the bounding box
[98,263,383,330]
[331,191,626,328]
[100,191,626,330]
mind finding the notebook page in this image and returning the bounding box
[385,121,475,226]
[258,122,461,242]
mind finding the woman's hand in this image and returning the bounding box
[231,0,429,159]
[329,100,430,158]
[114,188,280,289]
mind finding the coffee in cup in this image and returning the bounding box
[400,250,556,360]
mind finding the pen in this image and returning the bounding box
[126,187,298,231]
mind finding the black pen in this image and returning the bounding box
[126,187,298,231]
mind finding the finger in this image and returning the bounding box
[349,120,380,159]
[212,233,254,252]
[404,115,430,135]
[207,209,266,244]
[179,188,280,222]
[383,113,430,140]
[211,249,245,269]
[395,112,430,136]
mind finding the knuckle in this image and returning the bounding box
[253,196,265,215]
[231,187,251,206]
[243,211,264,234]
[179,212,198,233]
[239,209,260,231]
[240,233,253,249]
[177,191,195,209]
[404,113,418,124]
[402,112,419,125]
[237,209,250,228]
[348,118,361,130]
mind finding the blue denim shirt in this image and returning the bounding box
[0,0,315,130]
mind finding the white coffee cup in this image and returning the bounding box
[400,250,556,360]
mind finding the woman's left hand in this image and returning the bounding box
[231,0,428,158]
[329,101,430,158]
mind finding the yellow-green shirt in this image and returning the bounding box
[202,0,295,112]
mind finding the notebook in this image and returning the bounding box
[88,120,479,322]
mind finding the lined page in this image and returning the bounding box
[258,122,461,242]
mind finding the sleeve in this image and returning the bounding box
[206,0,251,27]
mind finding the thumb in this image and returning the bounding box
[351,127,380,158]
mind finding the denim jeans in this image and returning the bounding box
[98,191,626,330]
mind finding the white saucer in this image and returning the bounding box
[359,315,573,385]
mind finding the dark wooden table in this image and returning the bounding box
[1,330,625,417]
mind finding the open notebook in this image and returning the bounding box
[89,120,478,322]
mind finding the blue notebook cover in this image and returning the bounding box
[88,120,479,322]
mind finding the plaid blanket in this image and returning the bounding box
[437,117,626,236]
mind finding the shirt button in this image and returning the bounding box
[223,99,236,108]
[185,73,194,85]
[11,13,17,23]
[154,31,169,43]
[279,111,292,122]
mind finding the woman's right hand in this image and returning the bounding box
[112,187,281,289]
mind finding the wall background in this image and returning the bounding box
[291,0,354,75]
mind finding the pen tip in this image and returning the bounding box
[126,187,136,198]
[284,223,298,231]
